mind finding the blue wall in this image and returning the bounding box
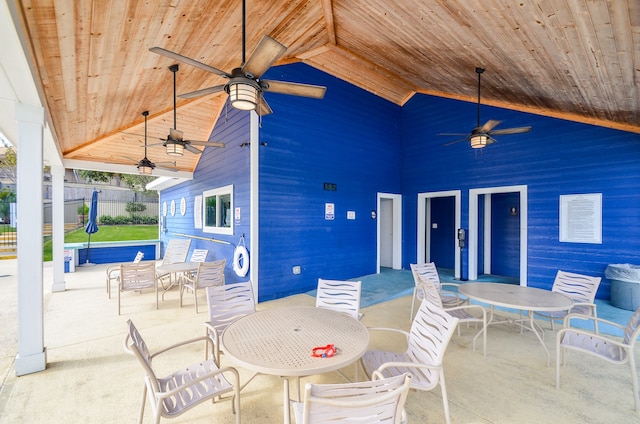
[257,64,402,300]
[159,107,251,284]
[159,62,640,303]
[401,94,640,299]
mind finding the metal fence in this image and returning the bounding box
[44,198,159,227]
[0,198,159,253]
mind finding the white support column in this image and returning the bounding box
[249,112,259,299]
[15,102,46,375]
[51,164,65,292]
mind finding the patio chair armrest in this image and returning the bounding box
[366,326,410,338]
[106,265,120,275]
[570,301,597,311]
[150,335,215,359]
[557,326,629,349]
[562,313,624,331]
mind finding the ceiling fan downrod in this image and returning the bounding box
[476,67,484,128]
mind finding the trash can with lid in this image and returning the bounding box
[605,264,640,311]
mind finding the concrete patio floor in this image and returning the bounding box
[0,259,638,423]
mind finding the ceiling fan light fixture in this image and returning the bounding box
[226,78,260,111]
[137,156,155,175]
[470,134,489,149]
[138,164,154,175]
[165,140,184,156]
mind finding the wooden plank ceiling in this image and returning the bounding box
[13,0,640,174]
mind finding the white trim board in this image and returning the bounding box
[468,185,527,286]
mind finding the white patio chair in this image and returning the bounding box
[123,319,240,424]
[156,238,192,290]
[182,248,208,280]
[556,307,640,412]
[283,372,412,424]
[534,270,602,331]
[118,261,159,316]
[361,299,460,424]
[409,262,466,320]
[179,259,226,313]
[106,250,144,298]
[315,278,364,321]
[418,274,487,356]
[189,248,209,263]
[203,281,256,365]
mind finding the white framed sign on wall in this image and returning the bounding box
[559,193,602,244]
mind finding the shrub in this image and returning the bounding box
[126,201,147,214]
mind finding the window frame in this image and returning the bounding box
[202,184,234,235]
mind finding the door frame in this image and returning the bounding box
[468,185,527,286]
[377,192,402,272]
[417,190,461,279]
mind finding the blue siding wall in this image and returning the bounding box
[257,64,402,300]
[159,107,251,284]
[401,94,640,299]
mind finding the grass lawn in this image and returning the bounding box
[44,225,158,261]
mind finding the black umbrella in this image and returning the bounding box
[81,189,99,266]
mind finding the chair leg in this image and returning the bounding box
[194,287,199,313]
[555,341,563,389]
[630,355,639,412]
[410,289,417,321]
[138,384,147,424]
[439,371,452,424]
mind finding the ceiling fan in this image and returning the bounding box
[152,64,226,156]
[441,67,531,149]
[122,111,178,175]
[149,0,326,116]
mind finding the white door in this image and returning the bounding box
[377,193,402,272]
[380,198,393,268]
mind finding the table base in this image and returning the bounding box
[486,306,552,366]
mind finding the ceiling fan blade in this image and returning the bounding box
[155,165,179,172]
[479,119,501,133]
[178,84,226,99]
[490,126,532,135]
[261,80,327,99]
[187,140,225,148]
[184,144,203,154]
[437,132,469,136]
[169,128,184,141]
[155,160,177,166]
[257,96,273,116]
[149,47,230,78]
[120,156,139,164]
[147,140,167,147]
[443,137,469,146]
[241,35,287,78]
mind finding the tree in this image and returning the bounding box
[77,170,112,184]
[0,146,17,184]
[120,174,157,197]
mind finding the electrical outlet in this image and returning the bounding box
[292,266,301,275]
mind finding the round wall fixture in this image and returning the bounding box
[170,199,176,216]
[371,210,377,219]
[180,197,187,216]
[163,201,167,216]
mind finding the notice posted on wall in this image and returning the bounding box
[559,193,602,244]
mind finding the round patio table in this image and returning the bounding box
[459,283,573,366]
[221,305,369,399]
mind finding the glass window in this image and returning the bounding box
[202,184,233,235]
